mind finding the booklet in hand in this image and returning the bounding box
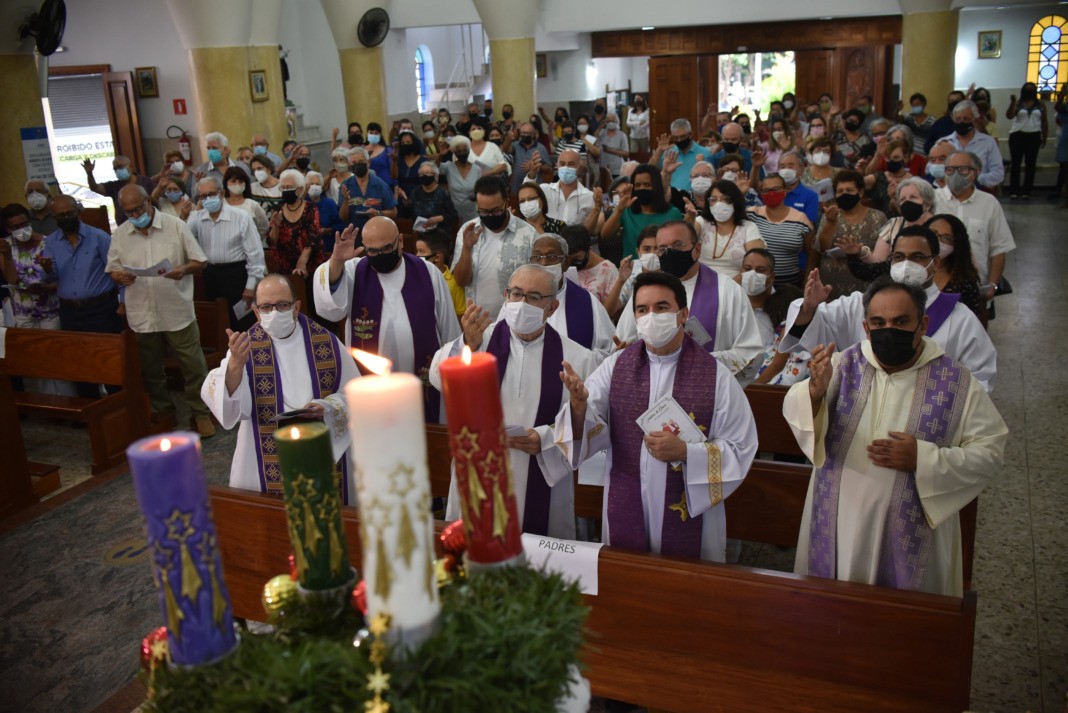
[635,393,706,444]
[273,407,320,425]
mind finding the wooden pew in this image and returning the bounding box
[0,328,150,474]
[0,373,38,519]
[163,298,229,377]
[211,486,977,713]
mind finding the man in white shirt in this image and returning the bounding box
[107,185,213,436]
[934,150,1015,291]
[452,176,539,319]
[525,149,596,227]
[615,221,763,376]
[186,176,266,330]
[555,271,758,562]
[202,275,359,501]
[430,265,598,538]
[314,216,460,423]
[786,279,1007,596]
[935,101,1004,189]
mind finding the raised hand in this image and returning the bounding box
[226,328,253,369]
[656,133,671,152]
[823,203,840,223]
[751,149,766,168]
[662,149,681,175]
[332,127,340,140]
[617,256,634,282]
[462,221,483,249]
[591,187,603,207]
[683,197,698,223]
[332,224,359,262]
[835,233,862,256]
[807,342,836,403]
[81,158,96,174]
[615,183,636,211]
[559,360,588,405]
[799,268,832,323]
[460,300,492,348]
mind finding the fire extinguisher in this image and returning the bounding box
[167,125,193,166]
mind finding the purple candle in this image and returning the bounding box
[128,433,238,666]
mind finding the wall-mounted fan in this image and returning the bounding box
[19,0,66,56]
[357,7,390,48]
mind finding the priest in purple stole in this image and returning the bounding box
[779,225,997,392]
[430,265,598,539]
[313,217,461,423]
[201,275,361,501]
[786,279,1007,596]
[555,271,758,562]
[614,221,763,377]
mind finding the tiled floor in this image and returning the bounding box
[4,200,1066,712]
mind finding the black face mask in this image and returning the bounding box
[887,159,905,173]
[740,124,752,134]
[454,152,469,164]
[418,174,436,186]
[352,164,369,177]
[954,121,973,136]
[520,136,534,147]
[57,217,80,233]
[572,252,589,270]
[295,157,311,170]
[869,326,919,367]
[484,109,493,118]
[480,212,509,232]
[489,138,502,146]
[349,133,363,144]
[633,188,655,206]
[468,111,479,119]
[502,110,513,120]
[722,142,739,154]
[674,137,692,151]
[835,192,861,211]
[369,249,401,273]
[400,143,419,155]
[563,131,574,140]
[282,189,299,205]
[595,105,605,115]
[899,200,925,222]
[658,247,696,278]
[845,120,861,131]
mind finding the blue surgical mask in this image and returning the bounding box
[115,167,131,180]
[927,163,946,180]
[367,134,381,145]
[253,145,267,155]
[164,190,183,203]
[557,166,578,184]
[910,105,924,115]
[130,211,152,229]
[202,196,222,213]
[207,148,223,164]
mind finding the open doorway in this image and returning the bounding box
[718,51,795,117]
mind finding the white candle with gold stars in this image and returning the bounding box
[346,350,440,650]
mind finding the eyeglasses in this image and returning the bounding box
[257,301,293,313]
[477,207,507,218]
[54,211,79,220]
[530,253,566,265]
[505,287,549,305]
[126,202,150,218]
[890,252,933,264]
[943,166,975,175]
[198,192,220,200]
[654,242,693,256]
[364,240,400,257]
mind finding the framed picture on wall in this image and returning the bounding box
[249,69,269,102]
[535,54,548,79]
[135,67,158,98]
[978,30,1002,59]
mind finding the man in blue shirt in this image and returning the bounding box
[923,90,966,155]
[654,118,703,191]
[778,151,820,225]
[339,147,397,234]
[511,122,552,195]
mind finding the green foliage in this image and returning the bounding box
[145,567,587,713]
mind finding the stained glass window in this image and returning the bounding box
[415,48,428,113]
[1027,15,1067,93]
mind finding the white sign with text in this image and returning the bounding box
[521,533,604,595]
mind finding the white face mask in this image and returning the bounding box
[519,199,542,219]
[809,151,830,167]
[636,311,681,348]
[307,185,322,198]
[541,263,563,281]
[227,182,246,195]
[890,259,931,287]
[171,161,185,174]
[27,191,48,211]
[710,202,734,223]
[721,170,738,182]
[500,300,547,336]
[690,176,713,196]
[334,162,350,172]
[259,308,297,340]
[254,169,269,184]
[740,270,768,296]
[11,226,33,243]
[772,130,785,143]
[637,253,660,272]
[779,168,798,185]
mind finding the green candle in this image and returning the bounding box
[275,422,351,590]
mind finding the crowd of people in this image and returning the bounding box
[8,76,1060,598]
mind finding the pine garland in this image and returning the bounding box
[145,566,587,713]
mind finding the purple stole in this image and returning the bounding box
[689,265,720,352]
[486,321,564,535]
[245,314,350,504]
[352,252,441,423]
[925,291,961,336]
[808,344,970,591]
[606,336,717,558]
[563,278,594,350]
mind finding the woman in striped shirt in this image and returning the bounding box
[746,173,813,287]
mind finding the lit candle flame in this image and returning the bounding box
[160,438,172,452]
[461,345,472,365]
[290,426,300,439]
[352,348,392,375]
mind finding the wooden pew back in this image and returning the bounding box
[0,328,129,384]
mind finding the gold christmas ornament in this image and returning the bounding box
[262,574,299,624]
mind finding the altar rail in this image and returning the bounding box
[211,486,976,713]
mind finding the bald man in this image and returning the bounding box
[81,154,155,225]
[313,216,460,422]
[526,149,599,232]
[107,185,212,435]
[709,122,755,173]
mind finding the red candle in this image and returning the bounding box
[437,346,522,566]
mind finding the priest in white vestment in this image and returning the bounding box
[430,265,597,539]
[556,271,758,562]
[786,279,1007,596]
[778,224,996,392]
[313,216,460,422]
[201,275,361,500]
[614,221,762,376]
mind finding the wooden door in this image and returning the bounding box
[794,49,835,105]
[647,56,700,142]
[103,71,146,175]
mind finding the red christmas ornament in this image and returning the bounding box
[288,551,298,581]
[352,579,368,616]
[439,520,467,559]
[140,626,169,672]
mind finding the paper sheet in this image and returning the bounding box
[412,216,431,232]
[122,259,172,277]
[636,393,706,444]
[683,316,712,347]
[578,450,607,486]
[0,326,7,359]
[522,533,604,595]
[232,300,252,321]
[505,425,529,439]
[814,178,834,204]
[583,134,598,146]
